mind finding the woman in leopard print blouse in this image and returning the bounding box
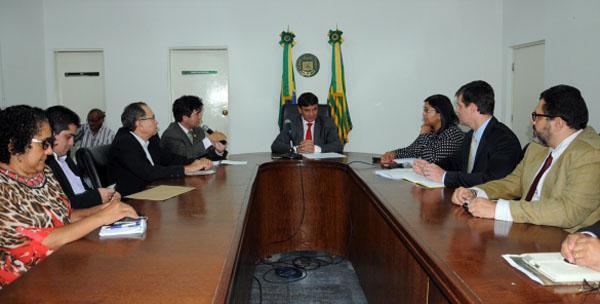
[381,94,464,167]
[0,105,138,288]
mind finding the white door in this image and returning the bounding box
[169,49,229,133]
[512,43,545,147]
[55,50,105,120]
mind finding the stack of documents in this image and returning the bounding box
[302,152,346,159]
[374,168,444,188]
[99,217,148,238]
[503,252,600,285]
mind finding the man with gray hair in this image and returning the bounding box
[108,102,212,196]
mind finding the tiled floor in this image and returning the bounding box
[250,251,368,304]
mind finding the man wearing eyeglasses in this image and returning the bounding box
[108,102,212,196]
[561,220,600,271]
[452,85,600,232]
[45,106,119,209]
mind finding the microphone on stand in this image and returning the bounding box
[281,119,302,159]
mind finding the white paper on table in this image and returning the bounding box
[374,168,444,188]
[221,160,248,165]
[302,152,346,159]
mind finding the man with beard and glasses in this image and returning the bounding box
[451,85,600,232]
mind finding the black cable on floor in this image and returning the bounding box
[252,275,262,304]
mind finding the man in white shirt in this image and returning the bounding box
[271,92,342,154]
[452,85,600,232]
[78,109,115,149]
[45,106,118,209]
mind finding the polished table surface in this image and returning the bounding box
[0,152,597,303]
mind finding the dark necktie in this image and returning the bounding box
[524,153,553,201]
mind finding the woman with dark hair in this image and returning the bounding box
[381,94,464,166]
[0,105,138,288]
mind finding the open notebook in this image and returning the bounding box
[503,252,600,285]
[375,168,444,188]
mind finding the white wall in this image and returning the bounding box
[1,0,505,153]
[0,0,47,108]
[36,0,505,154]
[503,0,600,130]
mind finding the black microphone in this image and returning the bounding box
[284,118,294,149]
[201,125,227,145]
[280,119,301,159]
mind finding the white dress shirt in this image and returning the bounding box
[473,129,583,222]
[177,123,212,149]
[54,152,86,194]
[130,132,155,166]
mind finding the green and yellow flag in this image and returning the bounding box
[278,31,297,129]
[327,29,352,144]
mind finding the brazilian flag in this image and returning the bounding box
[327,29,352,144]
[278,31,297,129]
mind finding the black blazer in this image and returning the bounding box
[271,115,343,154]
[440,117,522,188]
[108,128,193,196]
[46,155,102,209]
[579,220,600,235]
[160,122,227,160]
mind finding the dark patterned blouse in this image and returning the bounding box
[393,124,464,165]
[0,165,71,288]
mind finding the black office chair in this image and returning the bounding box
[280,103,331,130]
[76,144,112,188]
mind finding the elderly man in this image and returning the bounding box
[108,102,211,196]
[78,108,115,148]
[452,85,600,232]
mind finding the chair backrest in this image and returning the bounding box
[75,144,112,188]
[280,104,331,130]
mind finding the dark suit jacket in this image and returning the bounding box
[46,155,102,209]
[160,122,227,160]
[440,117,522,188]
[579,220,600,235]
[271,115,343,154]
[108,128,193,196]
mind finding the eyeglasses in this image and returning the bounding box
[423,108,438,114]
[531,112,557,121]
[31,137,55,150]
[139,115,156,121]
[579,279,600,293]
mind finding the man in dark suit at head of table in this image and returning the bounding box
[271,92,343,154]
[412,80,522,188]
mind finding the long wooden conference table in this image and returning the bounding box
[0,153,597,303]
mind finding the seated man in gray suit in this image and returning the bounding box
[161,95,227,160]
[271,92,343,154]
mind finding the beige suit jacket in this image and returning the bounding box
[479,126,600,232]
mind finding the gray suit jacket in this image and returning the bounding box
[160,122,226,160]
[271,115,343,154]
